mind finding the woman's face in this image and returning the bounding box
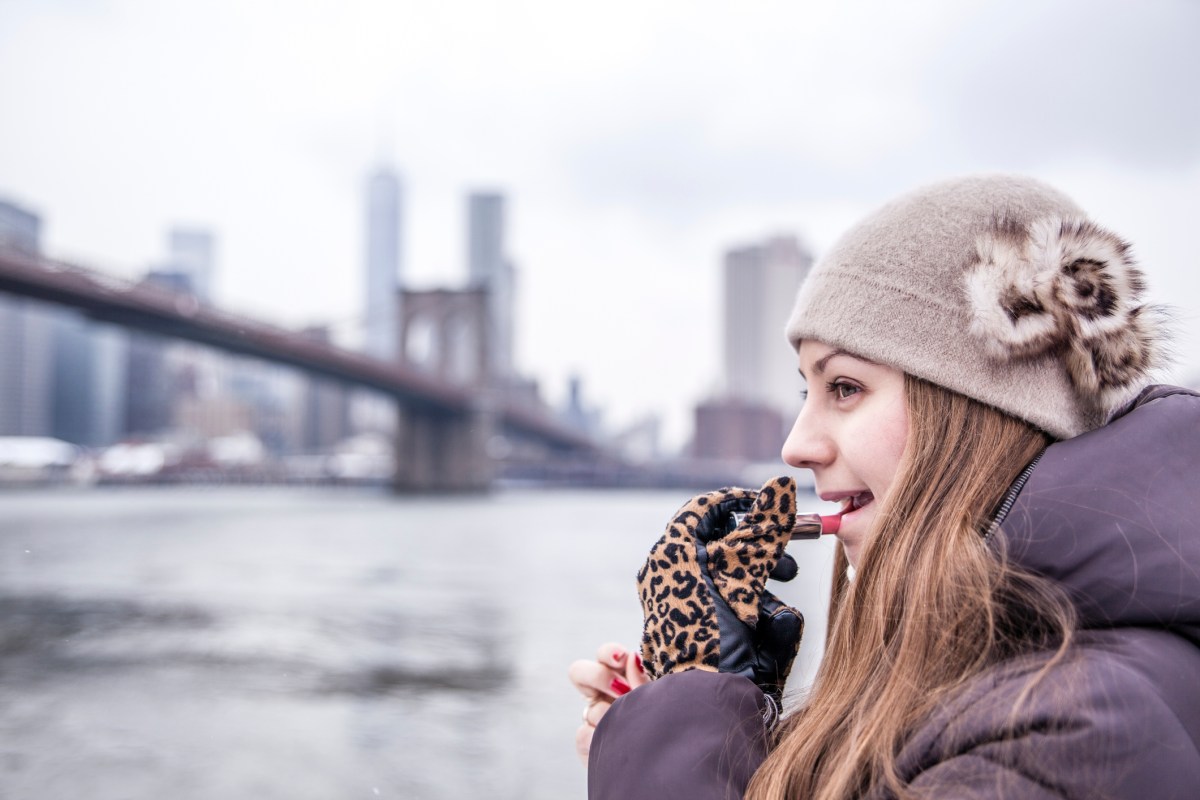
[782,340,909,567]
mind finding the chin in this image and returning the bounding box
[839,538,862,570]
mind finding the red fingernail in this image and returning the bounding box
[611,648,625,664]
[634,654,644,673]
[610,678,631,696]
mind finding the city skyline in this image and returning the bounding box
[0,191,613,479]
[2,0,1198,449]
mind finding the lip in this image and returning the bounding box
[818,490,875,520]
[818,491,865,504]
[819,490,871,507]
[841,498,872,517]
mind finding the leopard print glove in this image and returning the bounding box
[637,476,804,704]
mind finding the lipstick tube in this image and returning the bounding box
[729,511,841,540]
[790,512,841,540]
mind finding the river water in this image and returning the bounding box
[0,485,837,799]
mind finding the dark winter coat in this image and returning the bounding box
[589,386,1200,799]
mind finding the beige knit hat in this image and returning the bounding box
[785,175,1165,439]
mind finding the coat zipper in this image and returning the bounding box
[982,449,1045,542]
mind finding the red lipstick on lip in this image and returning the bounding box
[790,512,842,540]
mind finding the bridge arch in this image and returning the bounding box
[399,287,489,385]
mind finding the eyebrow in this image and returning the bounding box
[800,349,880,379]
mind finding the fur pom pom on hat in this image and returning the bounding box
[785,175,1166,439]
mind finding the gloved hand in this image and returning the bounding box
[637,476,804,706]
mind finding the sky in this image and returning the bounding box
[2,0,1198,450]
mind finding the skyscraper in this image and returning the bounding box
[166,227,216,303]
[119,226,226,442]
[298,326,350,452]
[364,165,403,361]
[0,198,53,437]
[123,327,174,437]
[0,199,39,251]
[722,235,813,414]
[692,235,813,463]
[466,191,515,379]
[0,197,127,446]
[51,313,126,447]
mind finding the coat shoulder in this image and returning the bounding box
[900,628,1200,799]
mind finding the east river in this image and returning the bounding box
[0,485,837,799]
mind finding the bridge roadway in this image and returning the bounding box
[0,247,599,489]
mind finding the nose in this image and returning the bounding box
[781,403,835,469]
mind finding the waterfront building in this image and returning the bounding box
[364,165,403,361]
[297,327,350,452]
[0,295,53,437]
[123,269,199,438]
[0,198,54,437]
[50,313,127,447]
[223,356,295,454]
[124,328,175,437]
[692,399,786,463]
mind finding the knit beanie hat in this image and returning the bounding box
[785,175,1165,439]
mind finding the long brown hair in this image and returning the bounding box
[747,374,1076,799]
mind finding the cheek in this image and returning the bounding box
[876,405,910,493]
[850,399,908,498]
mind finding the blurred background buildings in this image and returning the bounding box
[0,167,816,486]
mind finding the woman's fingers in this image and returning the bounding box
[570,642,644,766]
[571,641,639,700]
[625,649,651,688]
[568,658,629,700]
[596,641,651,688]
[582,696,612,727]
[595,641,628,669]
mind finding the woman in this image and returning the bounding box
[569,175,1200,798]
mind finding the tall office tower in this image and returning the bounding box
[693,235,813,462]
[722,235,813,413]
[0,199,39,251]
[51,314,126,447]
[123,270,195,438]
[364,165,403,360]
[123,332,174,437]
[167,227,216,303]
[466,191,515,380]
[0,198,53,437]
[0,198,127,445]
[298,326,350,452]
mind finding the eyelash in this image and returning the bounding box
[827,380,862,400]
[799,380,862,400]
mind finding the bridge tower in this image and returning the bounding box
[395,286,495,492]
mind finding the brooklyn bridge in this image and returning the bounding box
[0,246,612,491]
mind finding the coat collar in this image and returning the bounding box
[996,385,1200,643]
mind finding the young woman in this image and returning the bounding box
[569,175,1200,798]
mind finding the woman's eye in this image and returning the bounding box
[827,381,861,400]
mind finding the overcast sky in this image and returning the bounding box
[2,0,1198,449]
